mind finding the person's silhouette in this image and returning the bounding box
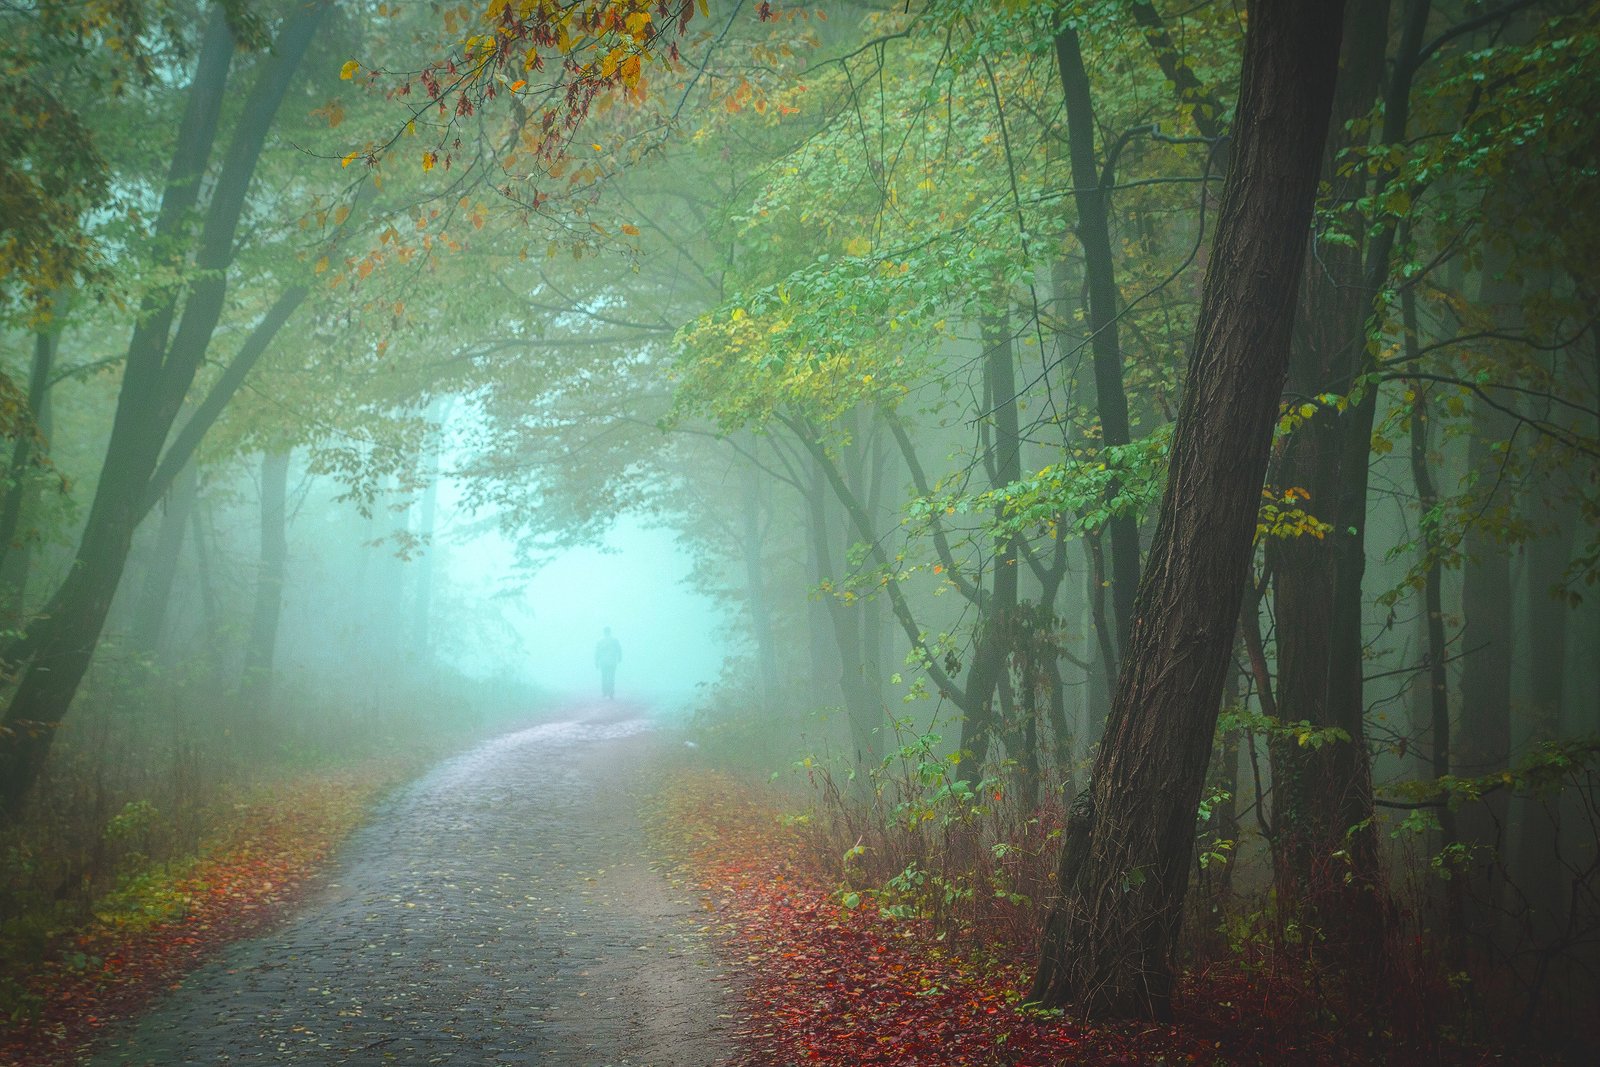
[594,627,622,698]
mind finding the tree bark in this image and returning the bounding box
[1267,0,1423,927]
[1054,28,1141,663]
[1030,0,1345,1019]
[958,314,1024,775]
[804,446,885,771]
[240,450,291,712]
[132,458,200,657]
[1515,494,1574,945]
[0,326,57,608]
[1456,264,1519,941]
[0,1,331,819]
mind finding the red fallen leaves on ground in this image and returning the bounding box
[0,776,375,1067]
[655,770,1501,1067]
[654,773,1217,1066]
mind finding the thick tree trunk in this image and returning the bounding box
[1267,0,1427,930]
[1030,0,1344,1019]
[1054,29,1140,661]
[240,450,291,712]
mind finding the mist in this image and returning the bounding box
[2,2,1598,1064]
[455,517,729,707]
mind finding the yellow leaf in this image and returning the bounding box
[314,255,329,274]
[340,150,360,168]
[333,204,350,225]
[422,151,436,171]
[620,223,640,236]
[339,60,361,80]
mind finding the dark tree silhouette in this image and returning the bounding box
[1029,0,1347,1020]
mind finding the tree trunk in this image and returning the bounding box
[1055,28,1140,661]
[132,458,200,657]
[240,450,291,713]
[0,326,57,609]
[1455,272,1522,954]
[1267,0,1424,930]
[410,402,450,661]
[1515,498,1574,945]
[741,471,781,710]
[190,488,221,662]
[959,313,1023,774]
[0,2,330,819]
[805,449,884,772]
[1029,0,1345,1019]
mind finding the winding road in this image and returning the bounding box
[86,708,734,1066]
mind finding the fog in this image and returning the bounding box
[451,516,729,707]
[2,1,1597,1059]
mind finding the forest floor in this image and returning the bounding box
[16,703,735,1067]
[8,706,1535,1066]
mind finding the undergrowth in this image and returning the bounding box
[653,755,1578,1065]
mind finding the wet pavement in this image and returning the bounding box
[85,709,734,1066]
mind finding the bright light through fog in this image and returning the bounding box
[434,503,727,708]
[515,520,727,708]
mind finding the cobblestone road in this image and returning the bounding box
[85,710,733,1066]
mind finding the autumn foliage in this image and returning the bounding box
[0,775,379,1067]
[650,767,1536,1066]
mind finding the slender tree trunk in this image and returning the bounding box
[1408,361,1466,943]
[805,449,883,772]
[190,489,220,663]
[0,327,57,609]
[805,467,842,708]
[1055,29,1140,660]
[1030,0,1345,1018]
[959,313,1023,774]
[132,458,200,657]
[240,450,291,713]
[1083,534,1112,743]
[740,465,781,709]
[410,402,451,661]
[1515,499,1573,945]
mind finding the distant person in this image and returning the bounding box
[594,626,622,699]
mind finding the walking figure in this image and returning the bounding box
[594,626,622,699]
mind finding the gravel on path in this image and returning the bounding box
[85,707,735,1067]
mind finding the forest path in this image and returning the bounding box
[85,705,735,1066]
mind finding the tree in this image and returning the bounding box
[0,1,333,819]
[1030,0,1347,1020]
